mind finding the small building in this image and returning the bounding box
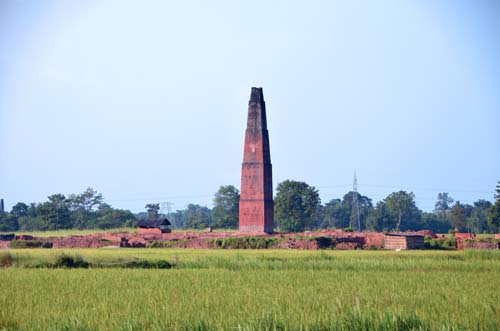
[384,233,425,250]
[137,218,171,235]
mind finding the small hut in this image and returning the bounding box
[137,218,171,235]
[384,233,424,250]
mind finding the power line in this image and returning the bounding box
[102,183,494,208]
[107,194,213,202]
[318,184,494,194]
[360,184,493,194]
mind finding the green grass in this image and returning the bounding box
[1,249,500,330]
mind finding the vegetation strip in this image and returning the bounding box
[1,249,500,330]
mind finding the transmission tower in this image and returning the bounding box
[351,172,361,231]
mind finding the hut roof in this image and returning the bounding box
[137,218,171,228]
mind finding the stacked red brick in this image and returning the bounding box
[384,233,425,250]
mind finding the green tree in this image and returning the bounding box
[69,188,103,213]
[145,203,160,219]
[434,192,454,218]
[320,199,349,229]
[341,191,373,230]
[0,213,19,231]
[487,182,500,232]
[91,205,136,229]
[2,191,140,231]
[17,215,38,231]
[9,202,33,231]
[274,180,321,232]
[169,209,186,229]
[384,191,420,231]
[211,185,240,229]
[470,200,492,233]
[17,203,41,231]
[36,194,72,230]
[68,188,104,229]
[421,212,452,234]
[450,201,470,232]
[183,204,211,229]
[365,201,393,231]
[11,202,29,218]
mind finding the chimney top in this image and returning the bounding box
[250,87,264,102]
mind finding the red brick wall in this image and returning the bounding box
[457,240,499,250]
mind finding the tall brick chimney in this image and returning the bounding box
[239,87,274,233]
[0,199,4,214]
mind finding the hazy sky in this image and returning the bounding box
[1,0,499,213]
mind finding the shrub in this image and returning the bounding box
[54,254,90,268]
[210,236,279,249]
[0,252,15,267]
[122,260,173,269]
[424,237,457,250]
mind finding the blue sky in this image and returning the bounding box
[1,0,499,213]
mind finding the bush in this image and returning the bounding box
[0,252,15,267]
[54,254,90,268]
[122,260,173,269]
[424,237,457,250]
[210,236,279,249]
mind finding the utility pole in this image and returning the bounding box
[351,173,361,231]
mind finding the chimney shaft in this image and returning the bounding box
[239,87,274,233]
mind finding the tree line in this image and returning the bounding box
[1,181,499,233]
[0,188,135,232]
[275,182,498,233]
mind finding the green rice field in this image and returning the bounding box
[1,249,500,331]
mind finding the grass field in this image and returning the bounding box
[1,249,500,331]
